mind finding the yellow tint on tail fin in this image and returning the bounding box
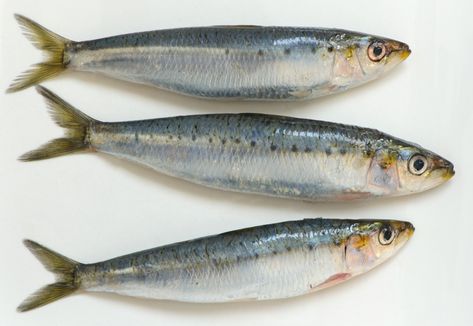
[19,86,96,161]
[7,14,72,93]
[17,240,81,312]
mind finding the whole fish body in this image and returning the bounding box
[18,218,414,311]
[8,15,410,100]
[21,86,454,201]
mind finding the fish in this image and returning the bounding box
[19,86,454,201]
[7,15,410,100]
[17,218,414,312]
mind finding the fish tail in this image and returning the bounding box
[7,14,72,93]
[17,240,82,312]
[19,86,96,161]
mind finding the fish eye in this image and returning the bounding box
[408,154,428,175]
[368,41,387,62]
[378,225,395,245]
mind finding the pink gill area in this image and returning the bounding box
[310,273,352,292]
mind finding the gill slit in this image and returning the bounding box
[355,53,366,76]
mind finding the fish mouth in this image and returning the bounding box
[404,222,415,239]
[444,166,455,180]
[387,41,411,61]
[398,48,411,60]
[433,158,455,180]
[391,220,415,239]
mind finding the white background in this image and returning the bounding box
[1,1,472,325]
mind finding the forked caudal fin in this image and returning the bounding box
[18,240,82,312]
[19,86,96,161]
[7,14,72,93]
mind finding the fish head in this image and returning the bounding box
[366,140,454,196]
[330,33,410,88]
[356,37,410,78]
[394,144,455,194]
[344,220,414,275]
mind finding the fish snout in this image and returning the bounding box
[433,157,455,179]
[386,41,411,60]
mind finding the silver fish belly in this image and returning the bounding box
[80,219,348,302]
[91,114,375,200]
[69,27,339,100]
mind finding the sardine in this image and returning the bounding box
[20,86,454,201]
[17,218,414,312]
[8,15,410,100]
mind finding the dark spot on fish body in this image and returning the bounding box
[378,160,391,169]
[134,132,138,142]
[235,138,241,144]
[311,47,317,54]
[327,45,334,53]
[304,147,312,153]
[291,145,298,152]
[270,144,277,151]
[284,48,291,55]
[325,147,332,155]
[225,48,230,55]
[257,49,264,56]
[222,139,227,145]
[339,148,347,155]
[286,246,292,252]
[272,250,278,255]
[363,149,374,158]
[209,138,213,143]
[254,253,259,259]
[308,244,315,251]
[250,141,256,147]
[169,135,173,140]
[192,135,196,141]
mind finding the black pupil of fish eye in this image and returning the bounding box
[373,46,383,56]
[414,158,425,171]
[383,228,392,241]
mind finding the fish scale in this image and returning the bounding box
[90,114,389,199]
[80,219,346,301]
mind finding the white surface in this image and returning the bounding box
[0,0,471,325]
